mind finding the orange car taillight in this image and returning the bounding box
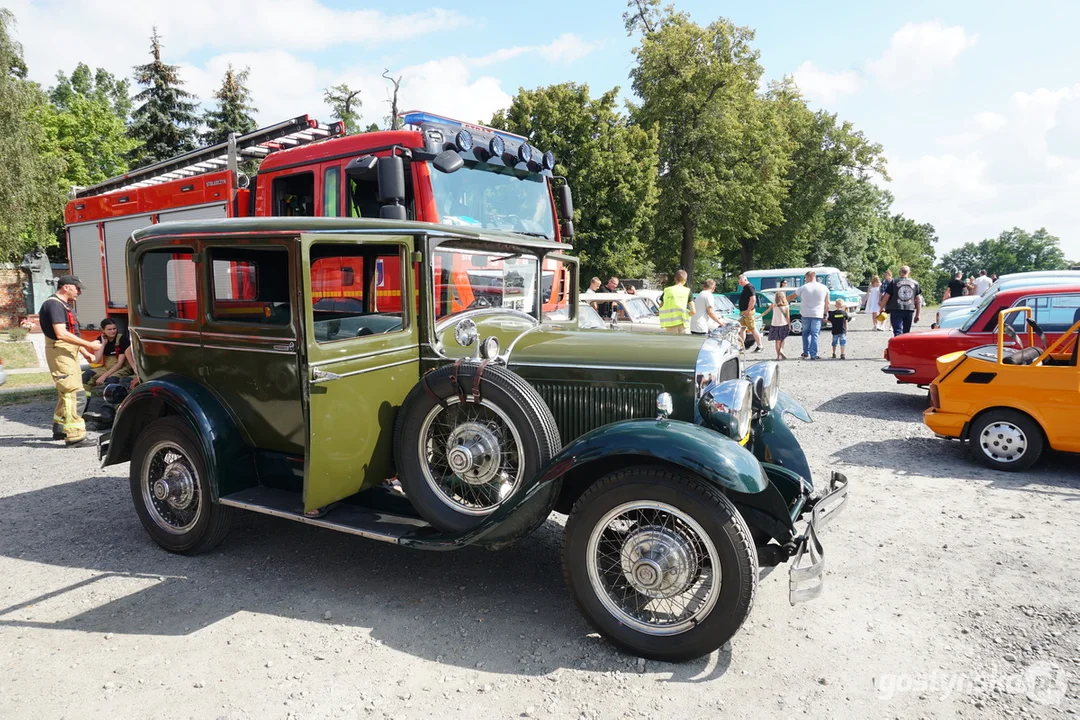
[929,384,940,410]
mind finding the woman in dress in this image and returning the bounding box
[864,275,884,331]
[765,281,791,359]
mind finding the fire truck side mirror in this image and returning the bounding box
[561,220,575,240]
[432,150,464,174]
[558,184,574,220]
[377,156,406,205]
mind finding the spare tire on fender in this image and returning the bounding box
[393,361,562,533]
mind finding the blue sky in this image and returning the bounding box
[10,0,1080,261]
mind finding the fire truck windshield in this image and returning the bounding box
[429,162,555,239]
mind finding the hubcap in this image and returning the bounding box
[418,398,525,515]
[141,441,202,534]
[586,501,721,636]
[791,318,803,334]
[980,421,1027,463]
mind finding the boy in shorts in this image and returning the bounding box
[829,299,850,360]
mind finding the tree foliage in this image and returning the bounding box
[491,82,659,281]
[202,65,258,145]
[129,28,199,164]
[0,9,66,259]
[935,228,1068,295]
[324,83,362,134]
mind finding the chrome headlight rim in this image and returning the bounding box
[698,378,753,442]
[744,361,780,413]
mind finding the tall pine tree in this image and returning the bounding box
[202,65,257,144]
[129,28,199,164]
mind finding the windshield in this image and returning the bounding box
[621,297,655,321]
[429,162,555,239]
[578,303,607,329]
[961,291,1000,332]
[433,244,539,321]
[712,294,735,312]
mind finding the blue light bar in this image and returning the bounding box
[399,110,528,143]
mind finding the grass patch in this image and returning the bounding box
[0,386,53,406]
[2,371,52,388]
[0,341,40,369]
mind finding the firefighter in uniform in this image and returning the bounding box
[658,269,692,334]
[38,276,101,445]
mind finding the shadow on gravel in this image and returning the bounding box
[815,390,927,422]
[0,472,730,680]
[834,437,1080,496]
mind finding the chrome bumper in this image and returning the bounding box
[97,431,111,466]
[789,471,849,604]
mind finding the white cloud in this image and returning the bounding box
[865,21,979,89]
[888,85,1080,260]
[791,60,861,103]
[470,33,597,68]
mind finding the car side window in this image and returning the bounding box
[141,250,197,320]
[273,172,315,216]
[209,247,292,325]
[1011,294,1080,333]
[310,243,407,343]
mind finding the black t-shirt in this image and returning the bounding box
[595,284,618,318]
[102,331,131,358]
[947,279,966,298]
[829,310,850,334]
[738,284,755,312]
[38,296,78,341]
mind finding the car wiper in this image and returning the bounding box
[514,231,552,239]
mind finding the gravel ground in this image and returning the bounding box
[0,319,1077,719]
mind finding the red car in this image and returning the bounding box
[883,284,1080,386]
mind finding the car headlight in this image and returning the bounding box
[698,378,753,444]
[744,361,779,412]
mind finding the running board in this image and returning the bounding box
[218,487,433,544]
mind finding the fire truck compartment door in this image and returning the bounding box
[103,214,154,308]
[157,203,228,223]
[67,223,108,328]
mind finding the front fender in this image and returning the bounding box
[102,375,256,501]
[751,391,814,494]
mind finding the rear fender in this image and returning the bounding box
[750,390,814,494]
[102,375,256,501]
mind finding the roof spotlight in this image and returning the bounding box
[455,130,473,152]
[488,135,505,157]
[542,151,556,171]
[517,142,533,164]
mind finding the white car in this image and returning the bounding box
[580,291,664,332]
[936,271,1080,326]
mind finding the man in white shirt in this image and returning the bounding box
[788,270,830,360]
[973,270,993,296]
[690,279,729,335]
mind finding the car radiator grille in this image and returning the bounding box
[532,383,665,440]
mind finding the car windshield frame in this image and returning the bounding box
[429,162,556,239]
[962,291,1003,332]
[431,242,542,323]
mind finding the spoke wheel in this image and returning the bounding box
[141,440,203,534]
[586,501,721,636]
[969,409,1044,472]
[418,398,525,516]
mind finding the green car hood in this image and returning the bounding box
[503,323,705,371]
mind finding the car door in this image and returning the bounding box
[301,233,420,512]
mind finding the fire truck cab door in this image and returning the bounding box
[301,232,420,512]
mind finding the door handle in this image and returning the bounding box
[311,368,342,383]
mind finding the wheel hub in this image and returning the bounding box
[620,527,699,599]
[152,457,196,510]
[980,422,1027,462]
[445,421,500,485]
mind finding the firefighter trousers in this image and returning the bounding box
[45,339,86,443]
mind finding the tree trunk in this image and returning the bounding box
[740,239,754,271]
[681,206,695,288]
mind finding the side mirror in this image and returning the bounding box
[433,150,464,174]
[346,154,378,176]
[561,219,575,240]
[377,155,406,204]
[558,184,574,219]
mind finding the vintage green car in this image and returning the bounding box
[99,216,847,661]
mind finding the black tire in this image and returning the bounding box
[562,465,758,662]
[130,417,234,554]
[968,409,1045,472]
[394,362,561,533]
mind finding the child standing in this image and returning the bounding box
[829,299,850,359]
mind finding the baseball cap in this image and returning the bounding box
[57,275,84,290]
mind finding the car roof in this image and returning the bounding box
[131,216,572,253]
[993,283,1080,300]
[743,267,839,277]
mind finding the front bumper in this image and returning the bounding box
[788,471,849,604]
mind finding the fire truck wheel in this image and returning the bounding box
[130,417,234,554]
[394,363,561,533]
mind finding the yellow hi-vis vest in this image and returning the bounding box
[659,284,691,328]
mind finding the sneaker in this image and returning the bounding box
[800,353,809,359]
[811,355,821,360]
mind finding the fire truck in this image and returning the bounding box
[63,112,575,332]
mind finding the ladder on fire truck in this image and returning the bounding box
[71,115,346,198]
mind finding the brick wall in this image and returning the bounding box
[0,264,69,330]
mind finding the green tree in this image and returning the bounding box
[491,82,660,281]
[129,28,200,164]
[0,9,66,259]
[938,228,1067,284]
[202,65,258,144]
[625,0,791,285]
[324,84,362,134]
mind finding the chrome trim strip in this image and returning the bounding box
[503,323,545,363]
[139,338,201,349]
[309,346,409,367]
[202,344,296,355]
[312,357,417,381]
[201,330,298,343]
[131,326,200,337]
[510,361,693,373]
[216,498,403,543]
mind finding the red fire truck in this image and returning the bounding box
[63,111,575,332]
